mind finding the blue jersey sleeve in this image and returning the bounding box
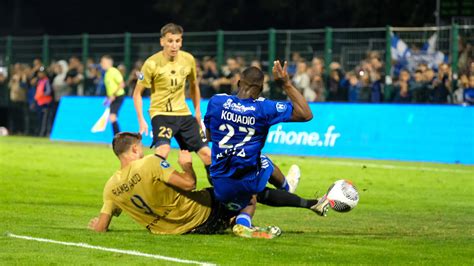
[263,100,293,126]
[204,97,214,130]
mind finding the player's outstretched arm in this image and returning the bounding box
[166,150,197,191]
[272,60,313,122]
[133,83,149,135]
[88,213,112,232]
[189,79,202,124]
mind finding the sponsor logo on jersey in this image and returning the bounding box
[222,98,256,113]
[223,99,233,109]
[276,102,287,112]
[138,72,144,80]
[160,160,170,168]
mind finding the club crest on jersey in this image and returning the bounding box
[276,102,287,112]
[222,98,256,113]
[160,160,170,169]
[138,72,144,81]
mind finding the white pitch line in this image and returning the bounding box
[7,233,216,266]
[313,160,473,174]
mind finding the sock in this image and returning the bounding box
[236,212,252,228]
[280,178,290,192]
[205,164,213,186]
[112,122,120,135]
[257,188,318,208]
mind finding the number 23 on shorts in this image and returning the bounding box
[158,126,173,139]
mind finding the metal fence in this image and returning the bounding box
[1,25,474,78]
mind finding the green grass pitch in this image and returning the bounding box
[0,136,473,265]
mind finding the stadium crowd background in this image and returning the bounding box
[1,28,474,137]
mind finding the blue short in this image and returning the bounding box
[212,155,274,211]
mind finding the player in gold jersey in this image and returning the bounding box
[88,132,282,238]
[133,23,213,184]
[88,132,327,238]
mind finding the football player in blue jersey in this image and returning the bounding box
[204,61,330,237]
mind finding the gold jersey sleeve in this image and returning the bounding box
[137,51,197,118]
[101,154,212,234]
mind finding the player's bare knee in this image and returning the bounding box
[197,147,212,164]
[155,144,171,158]
[109,114,117,122]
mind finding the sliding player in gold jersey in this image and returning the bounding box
[88,132,280,238]
[88,132,326,238]
[133,23,213,185]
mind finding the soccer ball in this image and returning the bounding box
[326,179,359,212]
[0,127,9,137]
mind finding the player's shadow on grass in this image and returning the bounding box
[279,230,305,234]
[31,226,144,234]
[11,200,96,208]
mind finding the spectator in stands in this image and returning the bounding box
[117,63,127,78]
[65,56,84,95]
[327,62,347,102]
[230,71,241,95]
[51,60,69,120]
[236,56,247,72]
[410,69,429,103]
[424,68,436,85]
[127,60,145,96]
[453,73,469,104]
[310,74,326,102]
[464,75,474,105]
[457,39,472,75]
[358,69,371,102]
[25,64,40,135]
[30,58,42,81]
[34,66,53,136]
[250,60,261,69]
[52,60,70,100]
[199,56,219,98]
[431,63,451,103]
[308,57,326,102]
[27,58,43,104]
[213,57,240,94]
[457,74,474,105]
[287,52,302,76]
[418,63,429,74]
[308,57,324,78]
[366,52,383,103]
[0,67,7,104]
[393,69,411,103]
[292,60,315,101]
[84,58,100,96]
[8,64,29,134]
[347,71,361,102]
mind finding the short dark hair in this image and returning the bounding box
[161,23,183,37]
[112,132,142,157]
[241,66,264,88]
[101,54,113,61]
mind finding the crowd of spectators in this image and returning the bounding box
[1,45,473,137]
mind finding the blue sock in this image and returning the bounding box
[281,178,290,192]
[236,212,252,227]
